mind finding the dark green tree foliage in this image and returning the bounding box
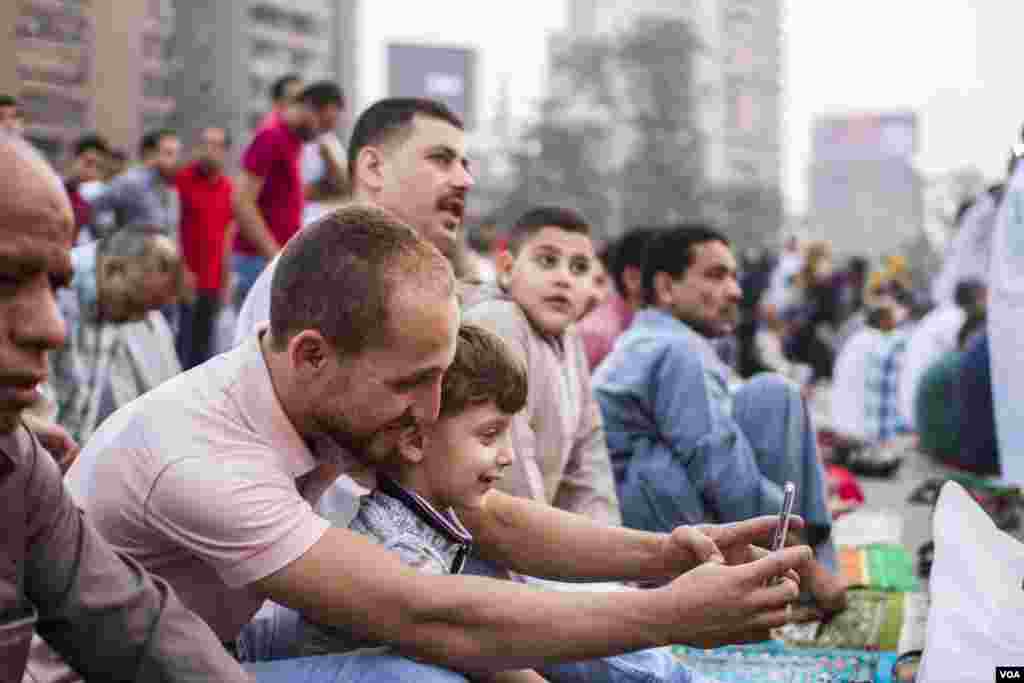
[502,17,705,239]
[617,17,704,229]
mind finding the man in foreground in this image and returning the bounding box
[0,132,251,680]
[69,205,814,681]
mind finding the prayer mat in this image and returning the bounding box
[837,544,919,592]
[671,640,898,682]
[774,590,929,654]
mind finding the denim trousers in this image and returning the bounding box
[238,600,709,682]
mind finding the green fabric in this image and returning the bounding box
[915,351,962,459]
[865,544,919,592]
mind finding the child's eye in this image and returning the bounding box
[536,254,558,269]
[569,258,591,276]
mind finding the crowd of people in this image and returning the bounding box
[0,69,1007,682]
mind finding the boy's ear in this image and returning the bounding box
[396,425,425,464]
[495,248,515,288]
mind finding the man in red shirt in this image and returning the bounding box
[232,82,345,308]
[176,126,235,368]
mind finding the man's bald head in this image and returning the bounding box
[0,133,74,434]
[0,134,74,243]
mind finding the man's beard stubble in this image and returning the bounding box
[312,408,417,467]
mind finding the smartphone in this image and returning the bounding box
[771,481,797,552]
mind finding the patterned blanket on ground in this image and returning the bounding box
[671,640,898,682]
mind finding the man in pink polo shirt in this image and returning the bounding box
[232,81,345,308]
[67,205,815,682]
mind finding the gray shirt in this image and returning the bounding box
[89,166,180,238]
[299,478,472,657]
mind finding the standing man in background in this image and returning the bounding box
[176,126,236,368]
[232,82,345,307]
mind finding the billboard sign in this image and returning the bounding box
[387,43,477,128]
[812,112,917,163]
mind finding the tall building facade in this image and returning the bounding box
[0,0,177,163]
[807,112,923,259]
[170,0,357,162]
[565,0,782,189]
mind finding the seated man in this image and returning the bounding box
[955,331,1000,476]
[299,323,543,683]
[464,206,620,526]
[593,225,845,608]
[45,227,183,444]
[830,303,915,475]
[0,131,250,681]
[67,205,814,682]
[898,279,986,430]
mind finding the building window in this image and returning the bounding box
[291,13,317,37]
[249,4,284,28]
[16,7,89,45]
[251,38,278,60]
[291,49,313,70]
[20,91,87,128]
[143,74,168,99]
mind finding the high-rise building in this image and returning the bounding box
[807,112,923,259]
[170,0,357,160]
[1,0,177,163]
[564,0,782,189]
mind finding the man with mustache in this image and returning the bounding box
[234,97,475,347]
[232,81,345,308]
[593,225,847,613]
[0,133,252,681]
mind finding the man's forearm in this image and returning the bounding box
[268,528,667,673]
[233,196,279,259]
[395,571,665,672]
[457,491,671,582]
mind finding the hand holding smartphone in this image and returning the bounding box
[768,481,797,585]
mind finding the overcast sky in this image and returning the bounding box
[357,1,1024,214]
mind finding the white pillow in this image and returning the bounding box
[918,482,1024,682]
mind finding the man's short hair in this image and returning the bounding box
[271,73,302,103]
[139,128,177,159]
[298,81,345,111]
[504,206,591,255]
[610,226,660,296]
[347,98,464,179]
[72,133,110,159]
[642,224,730,305]
[440,324,528,420]
[269,204,454,355]
[0,95,19,109]
[954,278,986,309]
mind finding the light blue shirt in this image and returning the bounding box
[593,307,784,525]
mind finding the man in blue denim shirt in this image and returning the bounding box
[593,225,845,609]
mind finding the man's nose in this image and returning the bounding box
[454,163,474,190]
[411,376,443,424]
[727,278,743,301]
[14,283,66,354]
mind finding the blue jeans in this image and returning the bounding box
[244,648,705,683]
[238,601,706,682]
[619,373,835,570]
[245,653,468,682]
[233,253,269,311]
